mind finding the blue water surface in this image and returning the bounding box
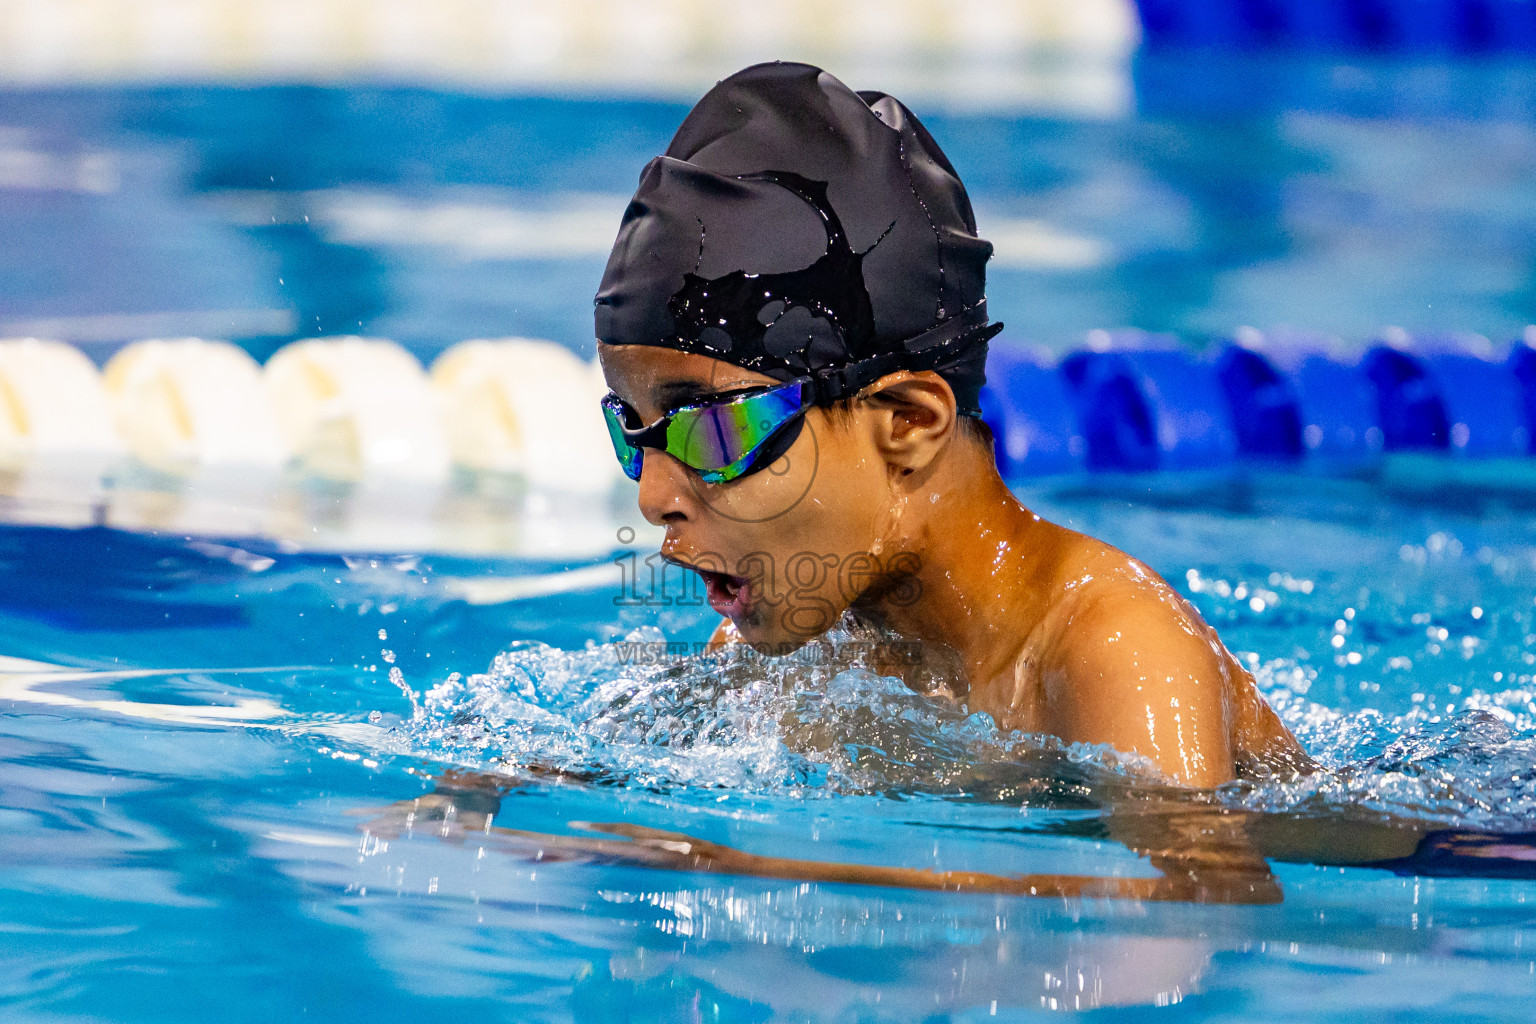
[5,46,1536,1023]
[5,467,1536,1021]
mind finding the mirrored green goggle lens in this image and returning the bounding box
[601,399,644,480]
[601,382,808,484]
[667,383,806,482]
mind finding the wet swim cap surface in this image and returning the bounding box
[594,61,999,415]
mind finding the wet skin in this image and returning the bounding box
[363,771,1523,908]
[600,343,1308,789]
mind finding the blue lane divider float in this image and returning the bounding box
[1364,340,1530,455]
[983,327,1536,477]
[1059,333,1238,471]
[1213,344,1304,460]
[978,345,1085,476]
[1136,0,1536,52]
[1285,350,1386,461]
[1508,340,1536,445]
[1220,338,1384,463]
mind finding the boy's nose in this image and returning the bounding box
[636,451,692,526]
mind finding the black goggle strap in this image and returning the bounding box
[606,395,668,451]
[808,302,1003,405]
[610,300,1000,445]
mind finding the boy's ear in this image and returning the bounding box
[859,371,958,475]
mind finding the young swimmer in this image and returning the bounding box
[594,62,1306,788]
[369,63,1536,907]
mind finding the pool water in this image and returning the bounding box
[5,465,1536,1021]
[6,44,1536,1022]
[3,50,1535,359]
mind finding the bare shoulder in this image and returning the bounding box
[707,617,740,650]
[1036,534,1227,690]
[1024,528,1306,784]
[1024,532,1240,785]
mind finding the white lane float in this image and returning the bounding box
[102,338,290,536]
[430,337,620,493]
[0,337,121,525]
[0,332,635,552]
[0,337,121,466]
[103,338,287,472]
[264,336,451,484]
[262,336,456,552]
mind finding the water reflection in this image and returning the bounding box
[577,921,1211,1016]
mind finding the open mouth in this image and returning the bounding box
[670,558,752,619]
[698,567,752,619]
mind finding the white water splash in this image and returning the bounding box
[405,620,1153,800]
[1224,659,1536,830]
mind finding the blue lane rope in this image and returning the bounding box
[1135,0,1536,53]
[981,331,1536,475]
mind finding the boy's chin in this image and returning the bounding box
[731,618,818,657]
[728,600,848,655]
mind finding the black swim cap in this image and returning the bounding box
[594,61,1000,416]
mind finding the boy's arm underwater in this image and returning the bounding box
[358,773,1283,906]
[358,770,1536,908]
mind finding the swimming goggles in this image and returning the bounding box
[601,302,1005,484]
[601,379,813,484]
